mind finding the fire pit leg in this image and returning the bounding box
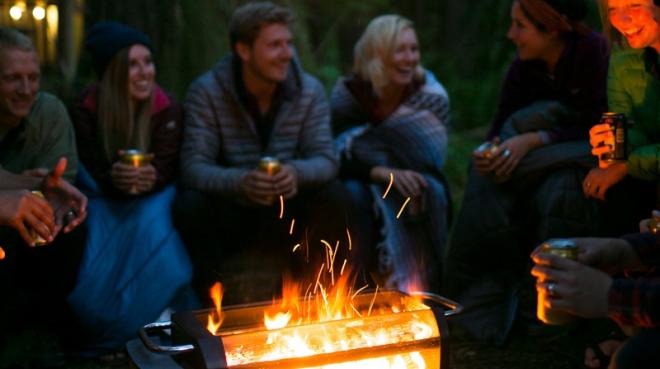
[172,311,228,369]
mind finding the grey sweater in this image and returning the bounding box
[181,55,337,197]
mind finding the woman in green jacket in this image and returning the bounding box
[585,0,660,201]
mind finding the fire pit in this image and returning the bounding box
[131,289,461,369]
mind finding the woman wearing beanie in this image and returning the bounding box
[445,0,614,344]
[67,21,196,356]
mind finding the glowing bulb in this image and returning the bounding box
[32,6,45,20]
[9,6,23,21]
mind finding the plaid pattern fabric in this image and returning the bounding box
[610,233,660,327]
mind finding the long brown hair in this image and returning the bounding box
[97,47,152,164]
[518,0,591,37]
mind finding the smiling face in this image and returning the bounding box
[0,48,39,128]
[507,1,562,64]
[385,27,420,88]
[607,0,660,50]
[127,44,155,103]
[237,22,293,87]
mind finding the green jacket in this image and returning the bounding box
[608,48,660,180]
[0,92,78,182]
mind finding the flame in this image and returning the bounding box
[0,246,5,260]
[206,282,225,334]
[205,233,436,369]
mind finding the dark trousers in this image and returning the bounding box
[173,180,355,305]
[611,329,660,369]
[0,226,85,339]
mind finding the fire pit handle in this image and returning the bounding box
[409,292,463,317]
[139,321,195,354]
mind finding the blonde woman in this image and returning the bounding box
[68,21,195,356]
[331,15,450,293]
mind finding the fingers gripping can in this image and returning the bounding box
[121,149,148,167]
[30,190,49,246]
[258,156,281,175]
[536,238,578,325]
[598,112,628,167]
[474,140,500,159]
[258,157,281,204]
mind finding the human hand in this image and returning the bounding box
[472,138,501,176]
[40,157,88,233]
[582,163,627,201]
[370,166,428,198]
[640,210,660,233]
[532,237,640,275]
[111,160,140,194]
[489,133,542,180]
[590,123,616,169]
[241,169,278,206]
[0,190,55,246]
[136,163,157,193]
[531,253,612,319]
[271,164,298,199]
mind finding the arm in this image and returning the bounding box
[486,60,528,140]
[70,91,116,193]
[32,95,78,182]
[148,97,183,190]
[546,35,609,142]
[286,79,338,187]
[180,79,249,196]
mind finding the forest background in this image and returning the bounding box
[47,0,604,209]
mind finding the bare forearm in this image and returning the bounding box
[0,169,41,190]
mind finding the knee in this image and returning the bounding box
[610,330,660,369]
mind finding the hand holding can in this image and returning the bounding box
[534,239,578,325]
[120,149,151,194]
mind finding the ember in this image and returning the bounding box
[205,249,440,369]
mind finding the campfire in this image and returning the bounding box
[133,180,461,369]
[137,252,460,369]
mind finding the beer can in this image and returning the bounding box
[537,238,578,325]
[121,149,148,167]
[648,215,660,234]
[30,191,48,246]
[598,112,628,166]
[474,140,500,159]
[258,156,281,176]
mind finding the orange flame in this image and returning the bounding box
[206,282,225,334]
[0,246,5,260]
[205,234,436,369]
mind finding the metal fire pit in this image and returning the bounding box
[130,290,461,369]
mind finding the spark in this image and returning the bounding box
[346,228,352,250]
[382,172,394,199]
[314,263,325,294]
[321,240,333,271]
[292,244,301,253]
[352,284,369,300]
[396,197,412,219]
[289,219,296,235]
[367,285,379,317]
[339,259,347,276]
[279,195,285,219]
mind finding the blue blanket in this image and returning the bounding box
[68,165,193,353]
